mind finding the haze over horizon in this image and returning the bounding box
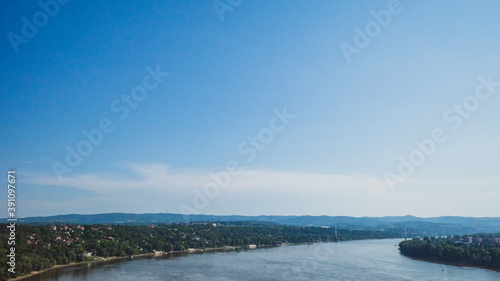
[11,211,500,220]
[2,0,500,218]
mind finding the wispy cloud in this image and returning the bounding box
[24,163,390,195]
[19,163,500,217]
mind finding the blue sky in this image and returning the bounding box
[1,0,500,217]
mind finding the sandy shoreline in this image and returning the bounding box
[9,245,257,280]
[9,241,382,280]
[9,254,150,281]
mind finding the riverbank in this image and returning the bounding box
[8,245,270,280]
[8,254,147,281]
[402,255,500,273]
[10,238,395,280]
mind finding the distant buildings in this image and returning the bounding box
[455,236,497,245]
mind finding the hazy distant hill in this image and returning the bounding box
[3,213,500,236]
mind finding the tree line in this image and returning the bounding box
[399,235,500,269]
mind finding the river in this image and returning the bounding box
[21,239,500,280]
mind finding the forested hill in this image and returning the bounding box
[399,235,500,269]
[3,213,500,236]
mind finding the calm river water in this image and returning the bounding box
[22,239,500,281]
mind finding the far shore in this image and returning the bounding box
[403,255,500,273]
